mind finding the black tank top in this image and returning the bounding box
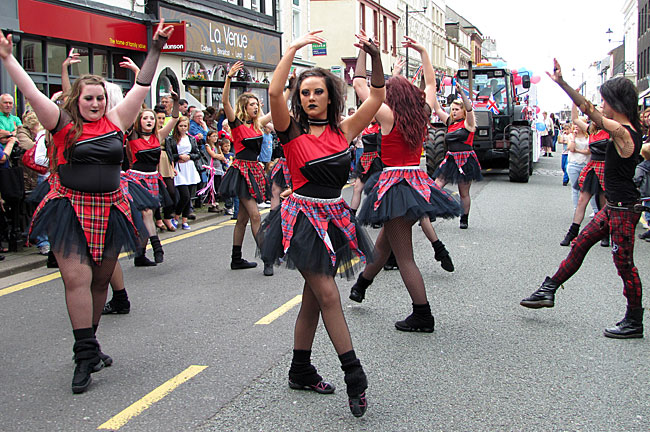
[604,125,642,203]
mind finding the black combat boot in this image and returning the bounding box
[288,349,335,394]
[349,273,373,303]
[520,277,561,308]
[102,289,130,315]
[71,335,103,394]
[134,248,156,267]
[603,307,644,339]
[459,214,469,229]
[395,302,435,333]
[560,223,580,246]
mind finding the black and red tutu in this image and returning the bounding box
[574,160,605,196]
[270,157,292,189]
[124,169,173,208]
[219,158,267,203]
[257,193,374,280]
[29,174,145,265]
[433,150,483,184]
[354,152,384,184]
[357,167,461,225]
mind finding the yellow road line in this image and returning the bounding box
[97,365,208,431]
[255,295,302,325]
[0,272,61,298]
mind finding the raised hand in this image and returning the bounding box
[289,30,325,51]
[63,49,81,68]
[227,61,244,78]
[119,56,140,75]
[0,30,14,60]
[153,19,174,41]
[354,30,380,58]
[169,89,179,102]
[401,36,425,52]
[393,57,405,77]
[546,58,563,83]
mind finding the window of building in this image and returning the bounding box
[250,0,260,12]
[293,0,299,5]
[392,20,396,56]
[360,3,365,32]
[70,47,90,76]
[383,16,388,52]
[47,43,66,75]
[22,40,43,73]
[292,8,301,44]
[373,10,378,39]
[94,50,109,78]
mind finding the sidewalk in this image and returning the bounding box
[0,206,228,280]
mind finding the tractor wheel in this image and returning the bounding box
[425,126,446,179]
[509,125,531,183]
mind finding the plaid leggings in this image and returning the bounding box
[552,206,642,307]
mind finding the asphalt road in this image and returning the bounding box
[1,155,649,431]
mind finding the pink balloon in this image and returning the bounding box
[443,77,452,85]
[530,75,541,84]
[535,106,541,113]
[514,76,522,85]
[511,69,519,76]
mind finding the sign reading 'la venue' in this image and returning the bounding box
[161,7,281,66]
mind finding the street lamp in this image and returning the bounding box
[606,28,633,76]
[571,67,585,95]
[405,2,427,78]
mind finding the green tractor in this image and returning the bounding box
[426,65,534,182]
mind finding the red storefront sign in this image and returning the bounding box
[18,0,148,52]
[159,22,187,52]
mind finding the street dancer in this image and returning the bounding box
[0,21,174,393]
[559,102,609,247]
[432,81,482,229]
[218,61,274,275]
[259,30,384,418]
[351,36,461,329]
[521,59,644,339]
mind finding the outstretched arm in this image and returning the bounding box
[403,36,448,124]
[352,33,392,128]
[547,58,635,158]
[342,33,386,141]
[571,102,588,133]
[107,20,173,132]
[157,90,180,141]
[223,61,243,124]
[269,31,325,133]
[61,49,81,95]
[0,31,59,130]
[455,81,476,131]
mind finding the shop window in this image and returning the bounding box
[22,40,43,73]
[292,9,301,42]
[293,0,299,5]
[47,43,66,75]
[112,54,129,80]
[70,47,90,77]
[94,50,109,78]
[156,67,179,104]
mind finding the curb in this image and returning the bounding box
[0,209,227,281]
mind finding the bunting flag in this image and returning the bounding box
[411,65,423,83]
[487,93,500,114]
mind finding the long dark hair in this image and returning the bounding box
[600,77,642,134]
[385,75,428,149]
[290,68,345,134]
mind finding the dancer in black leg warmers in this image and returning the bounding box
[258,31,385,418]
[351,35,461,329]
[218,61,275,275]
[0,21,174,393]
[431,81,482,229]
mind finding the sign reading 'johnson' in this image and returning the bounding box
[160,7,281,66]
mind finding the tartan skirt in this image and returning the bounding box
[354,152,385,184]
[124,169,173,208]
[29,174,144,265]
[433,150,483,184]
[257,193,374,280]
[270,157,292,189]
[574,160,605,195]
[358,167,461,225]
[219,158,267,203]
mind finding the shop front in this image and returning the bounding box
[10,0,147,112]
[154,5,282,111]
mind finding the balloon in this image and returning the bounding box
[443,77,452,85]
[518,67,528,73]
[535,106,541,114]
[511,69,519,76]
[495,61,506,68]
[530,75,541,84]
[514,76,522,85]
[536,122,546,131]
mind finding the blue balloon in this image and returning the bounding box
[518,67,528,73]
[495,61,506,68]
[536,122,546,131]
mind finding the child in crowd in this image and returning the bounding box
[201,130,226,212]
[219,134,238,218]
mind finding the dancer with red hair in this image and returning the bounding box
[352,36,461,331]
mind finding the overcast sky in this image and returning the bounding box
[449,0,626,112]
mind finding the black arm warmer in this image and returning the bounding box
[136,36,168,87]
[354,49,367,81]
[369,52,384,88]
